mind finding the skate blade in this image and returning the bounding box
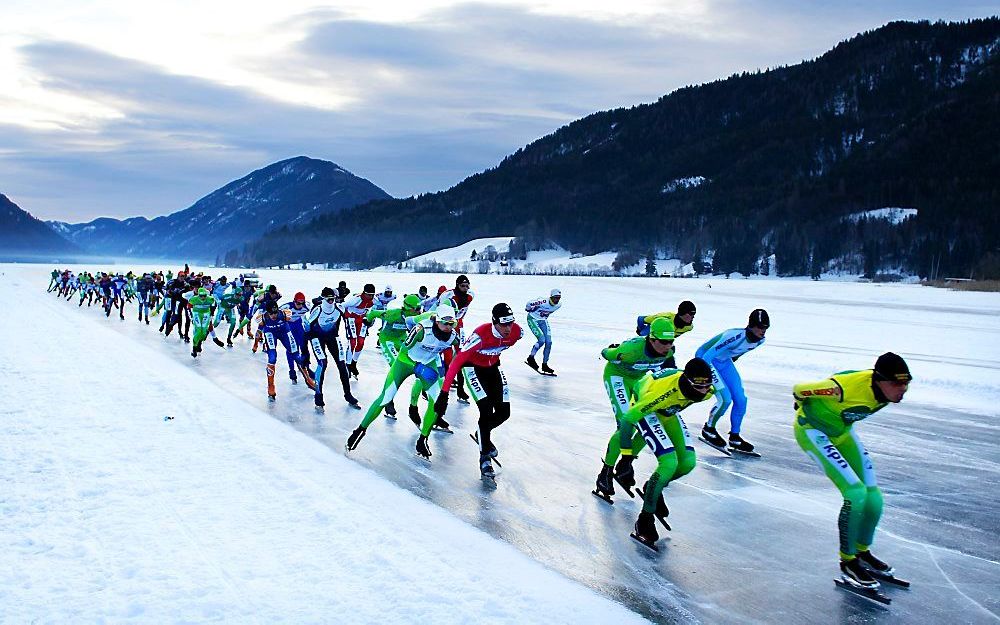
[383,414,398,420]
[432,426,453,434]
[728,447,762,458]
[630,533,659,552]
[869,570,910,588]
[612,477,636,498]
[348,403,362,410]
[834,578,891,604]
[591,490,614,505]
[457,398,471,405]
[698,437,732,455]
[315,406,325,413]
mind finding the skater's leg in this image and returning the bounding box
[704,361,733,429]
[795,422,869,558]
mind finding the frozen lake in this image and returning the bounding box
[9,264,1000,623]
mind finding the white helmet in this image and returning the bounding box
[435,302,458,324]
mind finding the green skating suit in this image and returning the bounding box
[793,369,890,560]
[183,293,216,350]
[365,306,426,407]
[637,311,693,365]
[601,337,673,466]
[214,288,242,341]
[358,316,458,436]
[621,369,714,515]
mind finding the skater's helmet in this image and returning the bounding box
[435,302,458,325]
[321,287,336,299]
[363,283,376,295]
[403,294,421,311]
[383,285,393,294]
[682,357,713,390]
[265,301,280,315]
[748,308,770,329]
[198,287,208,297]
[678,300,696,316]
[550,288,561,300]
[456,275,470,288]
[418,285,428,296]
[294,291,306,303]
[873,352,912,383]
[649,317,676,342]
[492,302,515,324]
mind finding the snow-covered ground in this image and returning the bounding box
[0,265,646,624]
[386,237,684,276]
[844,207,918,224]
[7,263,1000,623]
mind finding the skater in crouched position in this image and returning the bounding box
[524,289,561,374]
[793,352,911,591]
[634,300,696,368]
[436,303,523,480]
[258,302,314,400]
[595,317,678,500]
[697,308,769,453]
[304,287,358,409]
[615,358,715,550]
[346,303,460,459]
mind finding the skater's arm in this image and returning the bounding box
[441,334,479,393]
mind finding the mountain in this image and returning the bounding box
[0,194,80,261]
[50,156,392,262]
[242,19,1000,279]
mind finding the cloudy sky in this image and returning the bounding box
[1,1,994,222]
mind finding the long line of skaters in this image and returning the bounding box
[47,266,914,603]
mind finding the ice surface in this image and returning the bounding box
[7,264,1000,623]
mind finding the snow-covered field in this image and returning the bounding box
[385,236,683,276]
[5,263,1000,623]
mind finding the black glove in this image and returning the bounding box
[434,392,449,417]
[607,343,620,349]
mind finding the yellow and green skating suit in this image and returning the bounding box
[793,369,889,560]
[601,337,673,465]
[620,369,713,515]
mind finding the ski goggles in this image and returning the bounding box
[495,313,515,325]
[436,315,458,326]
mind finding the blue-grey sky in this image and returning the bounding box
[0,1,994,221]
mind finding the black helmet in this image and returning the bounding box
[748,308,770,329]
[266,302,280,315]
[680,357,713,400]
[321,287,336,298]
[874,352,912,382]
[363,283,376,294]
[678,300,696,316]
[683,357,713,386]
[456,274,470,287]
[492,302,515,324]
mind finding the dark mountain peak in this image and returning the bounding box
[49,156,391,261]
[0,193,79,260]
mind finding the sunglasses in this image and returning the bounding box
[650,337,674,346]
[437,317,457,326]
[325,297,337,303]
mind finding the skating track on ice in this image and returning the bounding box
[38,266,1000,623]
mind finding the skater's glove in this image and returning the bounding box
[607,343,620,349]
[434,393,449,417]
